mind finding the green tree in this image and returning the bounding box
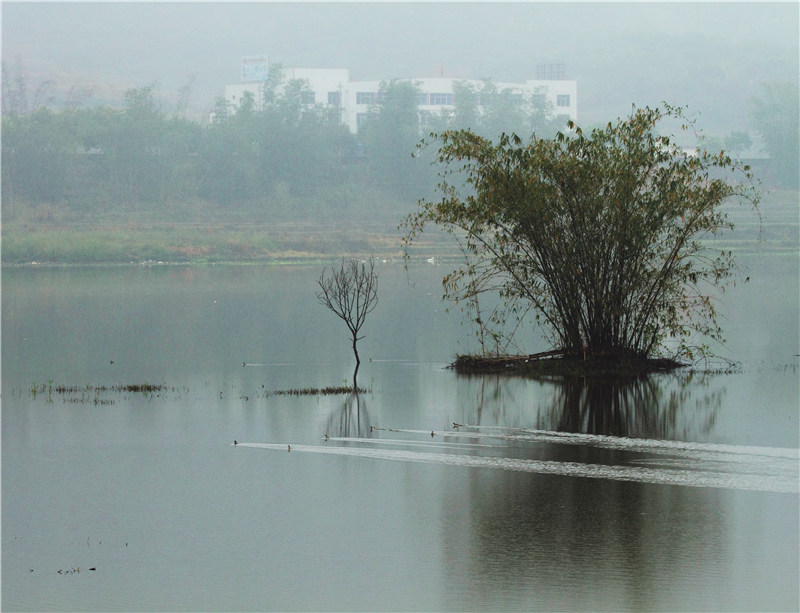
[525,85,564,139]
[69,106,132,208]
[269,77,350,197]
[360,79,426,197]
[748,82,799,189]
[1,107,77,211]
[211,96,233,123]
[197,67,354,214]
[198,103,259,207]
[474,80,563,141]
[156,116,203,203]
[476,79,527,140]
[403,104,760,364]
[103,84,167,204]
[451,80,480,129]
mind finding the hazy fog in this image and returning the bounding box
[3,2,798,131]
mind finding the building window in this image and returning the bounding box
[301,91,316,105]
[356,92,377,105]
[429,93,454,106]
[557,94,571,107]
[356,113,369,129]
[417,92,429,106]
[328,91,340,106]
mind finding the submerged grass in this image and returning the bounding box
[267,385,368,396]
[52,383,168,394]
[23,382,174,405]
[22,381,366,404]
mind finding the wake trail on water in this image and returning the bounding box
[326,436,504,450]
[381,426,799,458]
[235,427,799,494]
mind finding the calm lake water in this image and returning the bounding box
[2,256,798,612]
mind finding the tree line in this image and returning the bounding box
[1,66,571,223]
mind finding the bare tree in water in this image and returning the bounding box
[317,258,379,390]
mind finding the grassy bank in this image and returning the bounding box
[0,223,437,265]
[2,189,796,265]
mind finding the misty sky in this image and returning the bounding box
[2,2,798,131]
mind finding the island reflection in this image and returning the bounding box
[455,371,724,440]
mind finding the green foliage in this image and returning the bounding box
[478,79,563,141]
[1,72,368,220]
[2,109,63,205]
[360,79,430,197]
[200,64,356,207]
[1,69,576,228]
[444,79,564,141]
[403,104,760,361]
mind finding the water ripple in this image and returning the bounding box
[236,431,799,494]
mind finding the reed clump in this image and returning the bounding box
[267,385,368,397]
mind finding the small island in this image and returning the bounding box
[451,350,684,378]
[403,105,761,374]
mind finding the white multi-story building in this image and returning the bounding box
[223,62,577,133]
[345,77,577,133]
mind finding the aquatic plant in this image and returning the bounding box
[267,385,368,397]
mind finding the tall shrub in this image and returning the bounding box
[403,105,760,361]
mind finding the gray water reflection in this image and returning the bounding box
[549,373,722,438]
[452,371,725,443]
[327,391,372,438]
[2,258,798,611]
[452,463,797,612]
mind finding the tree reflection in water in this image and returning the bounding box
[326,391,372,438]
[459,371,724,440]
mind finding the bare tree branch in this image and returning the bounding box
[317,258,379,388]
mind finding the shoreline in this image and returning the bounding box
[0,226,448,267]
[2,189,796,266]
[2,226,795,268]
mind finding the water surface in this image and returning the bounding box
[3,257,798,611]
